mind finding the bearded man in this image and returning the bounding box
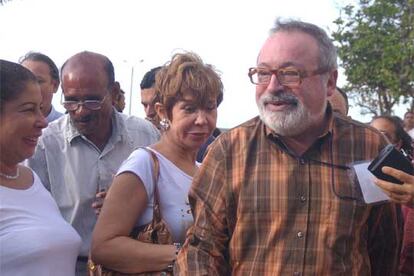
[175,19,401,276]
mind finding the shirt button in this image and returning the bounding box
[297,231,304,238]
[300,195,306,202]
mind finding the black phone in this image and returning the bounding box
[368,144,414,184]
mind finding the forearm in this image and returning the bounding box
[175,194,231,275]
[175,229,231,276]
[92,236,176,273]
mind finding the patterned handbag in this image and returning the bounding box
[88,148,173,276]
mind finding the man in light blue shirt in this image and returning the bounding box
[28,51,160,275]
[20,52,63,123]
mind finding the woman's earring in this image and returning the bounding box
[159,118,170,131]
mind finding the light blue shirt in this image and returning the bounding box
[28,110,160,257]
[46,105,64,123]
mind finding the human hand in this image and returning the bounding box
[374,166,414,206]
[91,189,107,216]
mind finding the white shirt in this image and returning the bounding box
[0,171,81,276]
[27,110,160,257]
[117,148,194,243]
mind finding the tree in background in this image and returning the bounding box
[332,0,414,116]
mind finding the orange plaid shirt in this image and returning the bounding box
[175,113,401,275]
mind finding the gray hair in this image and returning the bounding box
[270,18,337,71]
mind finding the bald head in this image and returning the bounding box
[61,51,115,89]
[60,51,117,147]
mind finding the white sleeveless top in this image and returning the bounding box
[0,171,81,276]
[117,147,195,243]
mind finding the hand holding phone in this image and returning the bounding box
[368,145,414,184]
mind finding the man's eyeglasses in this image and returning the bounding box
[248,66,329,86]
[61,95,108,111]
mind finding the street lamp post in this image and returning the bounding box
[126,59,144,116]
[128,66,134,115]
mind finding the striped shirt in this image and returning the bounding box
[175,113,401,275]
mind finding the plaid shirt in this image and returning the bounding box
[175,113,401,275]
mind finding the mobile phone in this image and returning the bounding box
[368,144,414,184]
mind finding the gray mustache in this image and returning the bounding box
[261,92,299,105]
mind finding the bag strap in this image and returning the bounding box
[139,147,163,223]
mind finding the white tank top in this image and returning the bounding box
[0,171,81,276]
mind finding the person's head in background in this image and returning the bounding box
[0,59,48,164]
[140,66,162,125]
[403,111,414,131]
[328,87,348,116]
[154,52,223,152]
[370,115,413,160]
[19,52,60,118]
[112,82,125,112]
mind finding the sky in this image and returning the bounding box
[2,0,403,128]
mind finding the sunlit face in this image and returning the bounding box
[0,82,47,164]
[255,31,336,136]
[141,87,157,123]
[21,60,58,117]
[370,118,400,146]
[61,60,113,139]
[162,93,217,152]
[404,112,414,130]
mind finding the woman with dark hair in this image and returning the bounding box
[91,52,223,274]
[0,60,81,275]
[371,115,413,160]
[370,115,414,275]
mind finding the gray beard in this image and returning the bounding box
[257,92,326,137]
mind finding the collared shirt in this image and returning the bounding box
[408,128,414,140]
[175,114,401,276]
[28,110,160,257]
[46,105,64,123]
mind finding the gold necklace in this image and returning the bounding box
[0,167,20,180]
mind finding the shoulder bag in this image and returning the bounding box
[88,147,173,276]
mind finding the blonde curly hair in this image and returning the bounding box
[154,52,223,122]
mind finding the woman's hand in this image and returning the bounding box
[91,189,107,216]
[374,166,414,206]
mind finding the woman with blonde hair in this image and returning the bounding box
[91,52,223,274]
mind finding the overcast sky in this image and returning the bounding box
[2,0,392,128]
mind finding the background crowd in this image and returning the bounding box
[1,18,413,276]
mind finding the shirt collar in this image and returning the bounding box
[65,107,126,145]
